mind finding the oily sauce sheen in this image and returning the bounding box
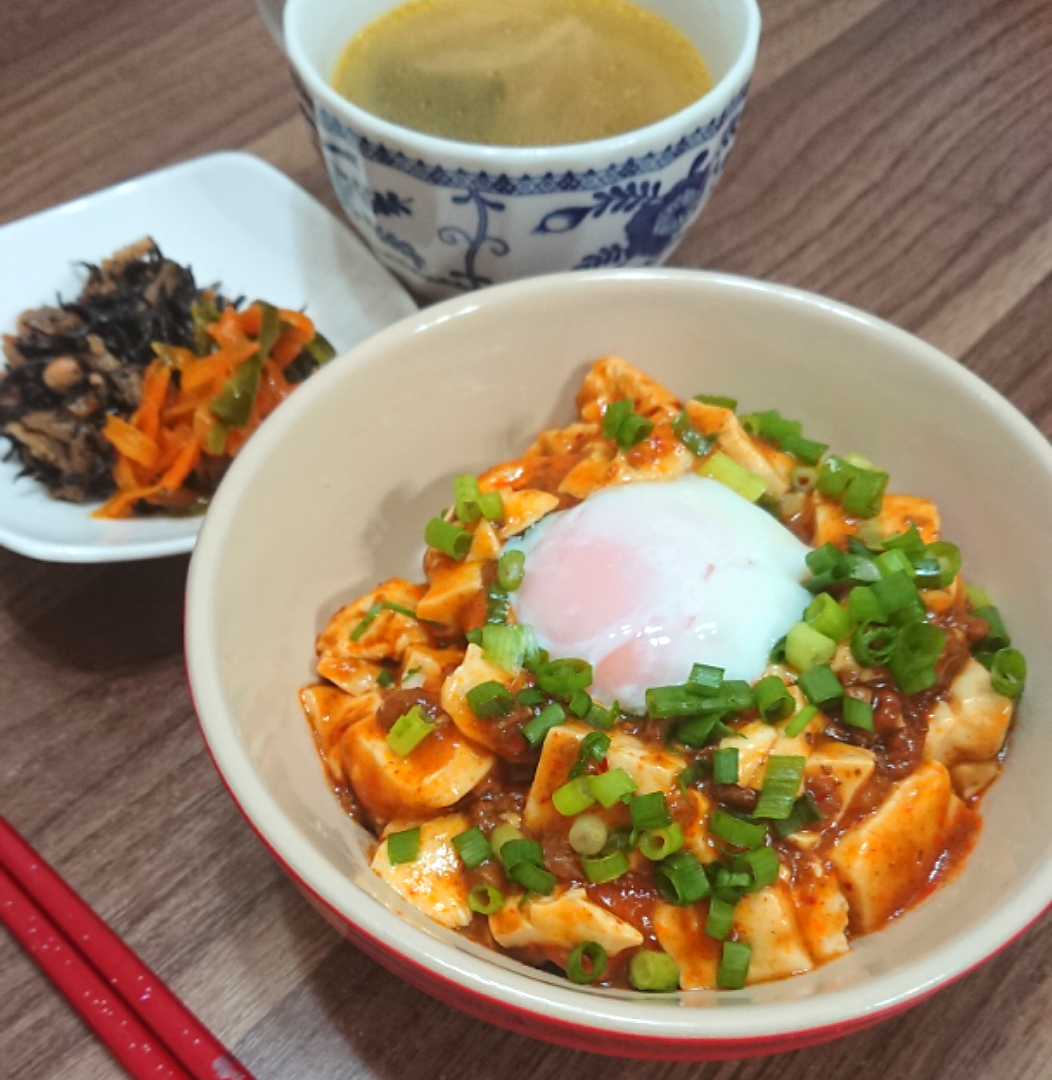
[331,0,712,146]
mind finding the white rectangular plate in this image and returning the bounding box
[0,151,416,563]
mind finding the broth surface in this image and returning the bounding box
[331,0,712,146]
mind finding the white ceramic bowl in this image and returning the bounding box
[186,270,1052,1059]
[284,0,759,299]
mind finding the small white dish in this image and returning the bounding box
[0,151,416,563]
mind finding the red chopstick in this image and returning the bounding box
[0,816,256,1080]
[0,865,193,1080]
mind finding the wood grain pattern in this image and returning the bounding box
[1,0,1052,1077]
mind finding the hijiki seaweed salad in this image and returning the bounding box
[0,238,333,517]
[300,357,1026,994]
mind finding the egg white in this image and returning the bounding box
[507,476,811,713]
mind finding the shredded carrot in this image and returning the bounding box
[101,415,159,469]
[92,299,325,519]
[135,360,171,441]
[181,340,258,393]
[278,309,314,338]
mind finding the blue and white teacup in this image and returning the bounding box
[285,0,760,300]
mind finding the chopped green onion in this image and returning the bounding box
[521,702,565,748]
[453,474,483,523]
[386,706,435,756]
[535,658,592,697]
[774,792,824,838]
[569,731,611,778]
[603,828,634,854]
[848,586,885,626]
[499,838,543,870]
[786,620,838,672]
[490,823,524,858]
[892,664,938,694]
[645,684,704,718]
[568,814,609,856]
[714,867,752,897]
[603,398,654,451]
[507,861,557,894]
[466,680,515,719]
[672,410,715,457]
[888,623,946,692]
[754,675,795,723]
[883,525,926,559]
[465,628,484,646]
[349,602,383,642]
[566,941,607,985]
[705,896,736,940]
[629,950,680,992]
[798,664,844,708]
[553,776,598,817]
[784,704,818,739]
[516,686,544,706]
[713,747,740,784]
[485,586,510,625]
[922,541,961,589]
[851,622,899,667]
[875,548,915,579]
[569,690,593,718]
[693,393,738,410]
[737,846,780,892]
[791,465,819,493]
[630,792,673,831]
[710,811,766,849]
[452,827,492,869]
[805,594,852,643]
[842,695,875,731]
[468,883,504,915]
[425,517,472,560]
[481,623,524,671]
[477,491,503,521]
[376,669,394,688]
[639,824,685,861]
[675,715,718,747]
[990,647,1026,699]
[688,662,725,694]
[386,827,421,866]
[741,409,802,442]
[696,452,767,503]
[769,635,788,663]
[585,700,617,730]
[973,605,1011,651]
[717,941,752,990]
[780,433,828,465]
[654,851,711,905]
[721,680,755,713]
[587,768,638,808]
[842,468,888,518]
[754,756,806,820]
[816,457,854,497]
[966,584,993,609]
[870,571,920,615]
[678,762,705,794]
[581,850,629,884]
[496,549,525,591]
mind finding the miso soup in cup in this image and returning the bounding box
[285,0,760,298]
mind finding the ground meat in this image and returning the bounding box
[465,780,528,833]
[710,783,759,814]
[872,688,903,733]
[804,770,843,822]
[541,835,583,882]
[375,688,447,732]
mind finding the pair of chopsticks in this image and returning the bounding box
[0,815,256,1080]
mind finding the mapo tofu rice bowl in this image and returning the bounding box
[187,271,1052,1057]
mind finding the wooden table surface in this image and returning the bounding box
[3,0,1052,1077]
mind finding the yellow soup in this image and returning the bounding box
[331,0,713,147]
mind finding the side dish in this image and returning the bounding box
[300,357,1025,992]
[0,238,333,517]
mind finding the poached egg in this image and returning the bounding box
[507,476,811,713]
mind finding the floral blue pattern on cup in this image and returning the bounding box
[313,85,748,296]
